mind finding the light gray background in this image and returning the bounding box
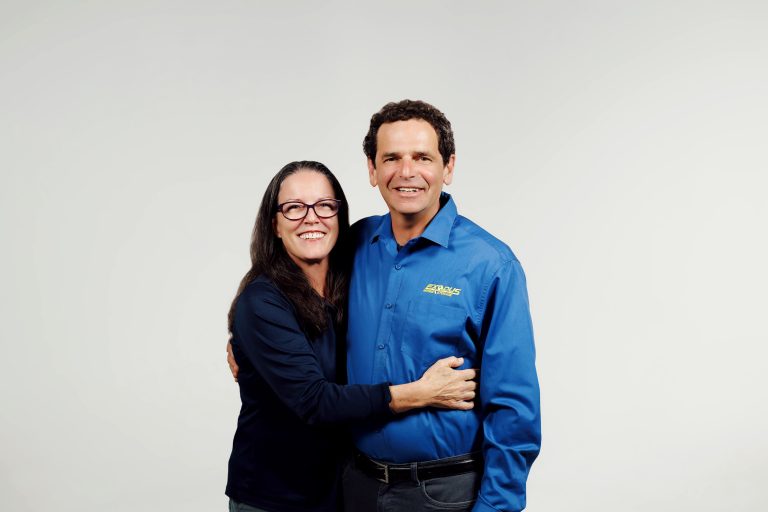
[1,1,766,511]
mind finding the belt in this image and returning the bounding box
[354,451,483,484]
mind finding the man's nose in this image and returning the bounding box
[399,158,414,178]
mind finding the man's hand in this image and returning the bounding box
[226,338,239,382]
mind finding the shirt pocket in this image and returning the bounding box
[400,299,469,370]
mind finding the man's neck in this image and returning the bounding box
[390,208,438,246]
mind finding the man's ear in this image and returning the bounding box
[442,154,456,185]
[368,158,378,187]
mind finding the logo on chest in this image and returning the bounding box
[423,283,461,297]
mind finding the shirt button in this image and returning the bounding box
[377,344,385,350]
[385,303,393,309]
[394,264,402,270]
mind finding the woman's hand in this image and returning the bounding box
[226,338,239,382]
[418,356,477,409]
[389,356,477,413]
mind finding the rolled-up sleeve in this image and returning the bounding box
[474,260,541,512]
[233,281,392,425]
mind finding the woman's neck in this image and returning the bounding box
[299,260,328,297]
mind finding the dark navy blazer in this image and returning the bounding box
[226,275,391,512]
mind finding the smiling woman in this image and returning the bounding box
[274,171,341,295]
[224,161,478,512]
[228,161,349,340]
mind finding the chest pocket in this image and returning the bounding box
[400,299,469,370]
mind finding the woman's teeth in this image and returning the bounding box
[299,232,325,240]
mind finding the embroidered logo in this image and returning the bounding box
[423,283,461,297]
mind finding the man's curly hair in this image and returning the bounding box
[363,99,455,166]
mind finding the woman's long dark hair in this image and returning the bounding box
[227,161,351,339]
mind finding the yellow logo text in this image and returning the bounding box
[423,283,461,297]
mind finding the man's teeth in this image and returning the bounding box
[397,188,419,192]
[299,232,325,240]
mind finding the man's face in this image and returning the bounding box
[368,119,455,223]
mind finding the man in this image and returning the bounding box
[342,100,540,512]
[229,100,540,511]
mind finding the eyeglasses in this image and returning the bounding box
[276,199,343,221]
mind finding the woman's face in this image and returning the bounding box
[274,170,339,269]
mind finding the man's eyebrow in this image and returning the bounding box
[381,152,400,158]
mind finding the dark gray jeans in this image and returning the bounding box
[228,499,270,512]
[342,458,481,511]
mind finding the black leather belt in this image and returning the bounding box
[354,451,483,484]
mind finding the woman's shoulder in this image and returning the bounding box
[238,275,292,310]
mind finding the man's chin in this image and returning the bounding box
[385,198,425,214]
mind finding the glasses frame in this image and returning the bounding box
[275,198,343,221]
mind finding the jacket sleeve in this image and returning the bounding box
[473,260,541,512]
[232,281,393,425]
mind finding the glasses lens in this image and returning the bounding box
[281,202,308,220]
[314,200,339,218]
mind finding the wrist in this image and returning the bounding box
[389,381,426,413]
[407,379,428,408]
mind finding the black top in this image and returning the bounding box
[226,276,392,512]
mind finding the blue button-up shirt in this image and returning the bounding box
[347,193,541,512]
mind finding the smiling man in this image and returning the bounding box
[343,100,541,512]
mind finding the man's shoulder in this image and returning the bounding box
[452,214,518,266]
[350,215,385,242]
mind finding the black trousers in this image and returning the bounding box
[342,458,481,511]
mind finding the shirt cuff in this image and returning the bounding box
[472,495,520,512]
[378,382,395,417]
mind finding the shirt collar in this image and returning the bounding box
[370,212,393,243]
[369,192,457,249]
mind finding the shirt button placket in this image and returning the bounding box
[375,260,405,378]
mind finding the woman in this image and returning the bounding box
[225,161,476,512]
